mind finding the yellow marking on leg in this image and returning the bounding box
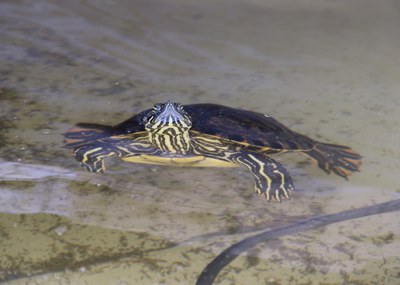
[247,154,272,200]
[275,189,281,202]
[95,160,105,173]
[273,169,290,199]
[117,146,133,153]
[82,147,103,163]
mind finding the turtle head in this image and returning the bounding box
[144,101,192,135]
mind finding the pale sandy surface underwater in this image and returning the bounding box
[1,0,400,284]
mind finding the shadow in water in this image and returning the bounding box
[196,198,400,285]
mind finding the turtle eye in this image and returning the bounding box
[177,104,184,111]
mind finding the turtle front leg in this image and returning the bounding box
[70,137,159,173]
[73,146,112,173]
[233,151,294,202]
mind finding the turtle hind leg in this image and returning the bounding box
[305,142,362,179]
[234,151,294,202]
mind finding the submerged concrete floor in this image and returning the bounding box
[1,0,400,284]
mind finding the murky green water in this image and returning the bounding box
[1,0,399,284]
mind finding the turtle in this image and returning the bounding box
[63,101,361,202]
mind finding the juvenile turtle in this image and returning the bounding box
[64,102,361,201]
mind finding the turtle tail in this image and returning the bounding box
[305,142,362,179]
[63,123,113,148]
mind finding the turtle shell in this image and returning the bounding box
[112,103,314,151]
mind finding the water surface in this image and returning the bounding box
[1,0,399,284]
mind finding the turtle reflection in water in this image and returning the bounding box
[64,102,361,202]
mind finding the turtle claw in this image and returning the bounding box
[255,181,293,202]
[80,159,105,173]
